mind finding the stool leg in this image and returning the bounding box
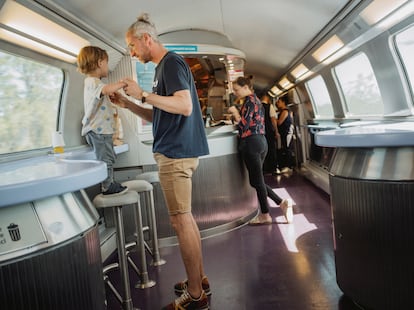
[103,263,122,303]
[146,190,166,266]
[113,206,135,310]
[133,199,156,288]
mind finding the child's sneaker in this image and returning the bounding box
[174,276,211,296]
[162,290,209,310]
[102,182,128,196]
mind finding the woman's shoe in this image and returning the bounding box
[280,199,293,223]
[248,216,272,225]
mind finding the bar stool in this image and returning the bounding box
[93,191,139,310]
[124,174,166,267]
[119,180,156,289]
[135,171,159,184]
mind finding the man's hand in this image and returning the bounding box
[109,92,130,109]
[122,78,143,99]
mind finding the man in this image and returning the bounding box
[110,13,210,310]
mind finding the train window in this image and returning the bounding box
[0,50,63,154]
[395,25,414,100]
[333,53,383,116]
[305,75,334,118]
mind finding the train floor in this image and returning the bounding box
[105,171,363,310]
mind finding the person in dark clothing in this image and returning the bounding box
[261,93,280,175]
[110,13,210,310]
[276,95,295,172]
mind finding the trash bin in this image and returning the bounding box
[0,191,106,310]
[316,122,414,310]
[329,147,414,309]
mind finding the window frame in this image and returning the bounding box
[332,51,384,117]
[305,74,334,119]
[0,48,65,156]
[393,23,414,109]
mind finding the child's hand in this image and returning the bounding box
[120,80,128,88]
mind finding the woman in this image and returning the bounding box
[276,95,295,172]
[228,76,292,224]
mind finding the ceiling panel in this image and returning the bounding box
[43,0,352,90]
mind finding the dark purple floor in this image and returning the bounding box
[105,172,364,310]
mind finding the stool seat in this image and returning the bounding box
[135,171,159,184]
[93,191,139,209]
[122,180,153,192]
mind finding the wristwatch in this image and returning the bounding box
[141,91,149,103]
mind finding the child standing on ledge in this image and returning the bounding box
[77,46,128,196]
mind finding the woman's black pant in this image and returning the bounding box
[239,134,283,214]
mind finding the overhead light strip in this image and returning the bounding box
[312,35,344,62]
[360,0,408,26]
[270,86,280,94]
[0,0,89,63]
[0,28,77,63]
[0,23,77,57]
[291,63,309,79]
[32,0,126,54]
[279,77,294,90]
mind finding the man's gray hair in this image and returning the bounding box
[127,13,159,42]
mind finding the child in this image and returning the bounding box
[77,46,128,195]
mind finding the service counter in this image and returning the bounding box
[315,121,414,310]
[117,124,257,246]
[0,155,107,310]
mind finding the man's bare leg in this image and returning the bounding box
[170,212,203,298]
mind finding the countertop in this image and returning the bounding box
[0,157,106,208]
[315,121,414,147]
[0,144,129,208]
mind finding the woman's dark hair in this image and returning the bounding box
[278,94,289,104]
[234,75,254,90]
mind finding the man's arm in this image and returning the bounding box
[123,78,192,116]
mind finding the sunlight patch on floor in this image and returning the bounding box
[269,187,297,207]
[276,213,317,253]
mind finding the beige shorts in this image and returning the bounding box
[154,153,199,215]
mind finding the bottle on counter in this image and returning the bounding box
[205,106,214,127]
[205,113,211,127]
[52,131,65,153]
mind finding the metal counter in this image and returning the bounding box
[316,122,414,309]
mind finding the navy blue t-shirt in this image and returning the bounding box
[151,51,209,158]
